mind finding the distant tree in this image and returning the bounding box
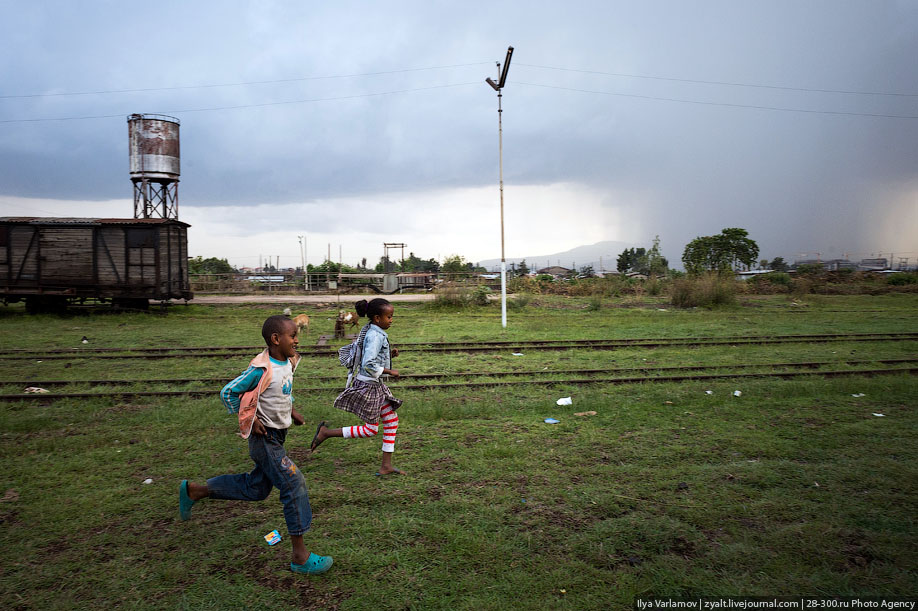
[517,259,530,276]
[617,237,668,275]
[188,256,235,274]
[644,235,669,276]
[309,260,360,274]
[400,252,416,272]
[441,255,467,274]
[759,259,769,270]
[617,248,646,273]
[770,257,789,272]
[375,256,393,273]
[682,228,759,274]
[720,228,759,270]
[794,262,825,275]
[579,264,595,278]
[400,252,439,273]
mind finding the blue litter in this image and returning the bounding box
[264,529,282,545]
[544,418,560,424]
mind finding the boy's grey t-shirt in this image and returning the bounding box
[256,357,294,429]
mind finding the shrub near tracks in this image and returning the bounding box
[0,295,916,608]
[506,271,918,300]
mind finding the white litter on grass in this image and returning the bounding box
[512,352,524,356]
[851,393,866,398]
[873,413,886,417]
[142,478,153,485]
[733,390,742,397]
[544,418,560,424]
[556,397,572,406]
[24,387,49,394]
[705,390,713,395]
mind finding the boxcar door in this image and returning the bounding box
[125,227,158,290]
[6,225,40,286]
[40,227,94,285]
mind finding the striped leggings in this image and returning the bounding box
[342,404,399,452]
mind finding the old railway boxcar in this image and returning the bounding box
[0,217,192,311]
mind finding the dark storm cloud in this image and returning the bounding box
[1,0,916,263]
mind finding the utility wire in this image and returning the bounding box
[0,62,492,100]
[514,81,918,120]
[4,79,917,124]
[516,62,918,98]
[7,60,915,102]
[0,82,481,123]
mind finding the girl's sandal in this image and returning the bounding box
[310,421,326,452]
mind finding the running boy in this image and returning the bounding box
[178,314,333,575]
[310,298,404,476]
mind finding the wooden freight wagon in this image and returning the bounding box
[0,217,192,312]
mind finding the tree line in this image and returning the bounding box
[187,253,487,275]
[190,228,794,277]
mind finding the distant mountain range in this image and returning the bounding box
[477,240,640,273]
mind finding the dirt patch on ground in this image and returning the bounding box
[256,568,350,609]
[104,403,153,415]
[428,455,457,471]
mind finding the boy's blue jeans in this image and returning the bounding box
[206,426,312,536]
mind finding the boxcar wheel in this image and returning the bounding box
[25,297,41,314]
[113,298,149,311]
[25,296,68,314]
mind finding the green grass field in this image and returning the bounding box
[0,294,916,609]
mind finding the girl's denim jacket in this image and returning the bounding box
[355,324,390,382]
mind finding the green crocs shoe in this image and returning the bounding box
[290,552,334,575]
[179,480,195,521]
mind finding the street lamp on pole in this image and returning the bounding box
[486,45,514,329]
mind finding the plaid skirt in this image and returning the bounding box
[333,379,401,424]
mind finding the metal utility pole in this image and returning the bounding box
[298,235,307,291]
[486,45,514,329]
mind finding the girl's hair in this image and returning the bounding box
[355,298,391,320]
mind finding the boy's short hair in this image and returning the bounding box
[262,315,294,344]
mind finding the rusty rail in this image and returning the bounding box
[2,364,915,402]
[0,332,916,360]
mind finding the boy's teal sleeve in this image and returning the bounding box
[220,366,263,414]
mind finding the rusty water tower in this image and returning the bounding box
[127,113,181,219]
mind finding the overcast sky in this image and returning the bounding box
[1,1,916,270]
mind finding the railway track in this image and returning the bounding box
[0,332,915,361]
[3,358,915,402]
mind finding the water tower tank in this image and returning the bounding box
[128,114,180,180]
